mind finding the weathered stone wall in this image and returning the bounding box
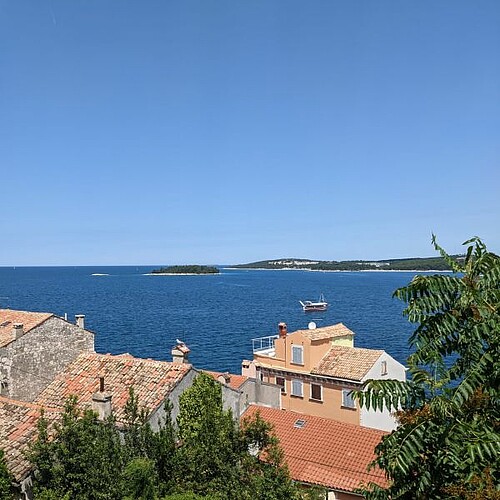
[0,316,94,402]
[148,367,197,432]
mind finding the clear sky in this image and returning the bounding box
[1,1,499,265]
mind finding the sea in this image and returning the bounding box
[0,266,429,374]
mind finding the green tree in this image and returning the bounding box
[29,396,125,500]
[0,449,12,500]
[123,387,177,496]
[355,237,500,499]
[175,373,241,498]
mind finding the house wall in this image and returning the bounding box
[147,368,197,432]
[237,378,281,416]
[0,317,94,402]
[261,370,360,425]
[360,352,406,431]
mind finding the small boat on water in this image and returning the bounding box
[300,294,328,312]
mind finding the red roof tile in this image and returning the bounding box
[312,346,384,381]
[34,352,192,424]
[0,396,61,482]
[204,370,248,390]
[242,405,387,492]
[0,309,53,347]
[293,323,355,341]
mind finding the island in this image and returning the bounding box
[150,265,220,275]
[232,256,462,272]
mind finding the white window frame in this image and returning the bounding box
[310,382,323,401]
[342,388,356,409]
[275,376,286,394]
[291,379,303,397]
[291,345,303,365]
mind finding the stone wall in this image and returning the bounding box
[0,316,94,402]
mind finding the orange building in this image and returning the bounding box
[242,322,406,431]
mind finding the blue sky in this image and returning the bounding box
[1,1,499,265]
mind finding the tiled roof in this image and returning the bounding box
[293,323,355,341]
[205,370,248,390]
[34,352,192,424]
[312,346,383,381]
[242,405,387,492]
[0,396,61,482]
[0,309,53,348]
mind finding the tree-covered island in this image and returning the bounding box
[151,265,220,275]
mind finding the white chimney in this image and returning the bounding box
[13,323,24,339]
[172,342,190,363]
[75,314,85,329]
[91,377,112,420]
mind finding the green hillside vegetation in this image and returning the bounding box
[234,255,462,271]
[151,265,219,274]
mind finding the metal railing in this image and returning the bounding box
[252,334,279,353]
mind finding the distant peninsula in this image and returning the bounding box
[232,256,462,272]
[150,265,219,275]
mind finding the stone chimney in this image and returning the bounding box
[92,377,112,420]
[13,323,24,339]
[217,372,231,385]
[75,314,85,329]
[172,342,190,363]
[278,322,288,338]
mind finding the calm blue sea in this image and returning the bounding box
[0,267,428,373]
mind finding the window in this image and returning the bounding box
[342,388,356,409]
[275,376,286,394]
[310,383,322,401]
[291,379,303,397]
[381,360,387,375]
[291,345,303,365]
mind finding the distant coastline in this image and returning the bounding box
[229,255,461,272]
[224,267,453,273]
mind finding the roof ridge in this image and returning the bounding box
[0,395,62,413]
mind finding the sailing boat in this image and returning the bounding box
[299,293,328,312]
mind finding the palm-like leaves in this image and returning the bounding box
[356,237,500,499]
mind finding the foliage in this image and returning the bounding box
[175,373,241,498]
[29,396,124,500]
[355,236,500,499]
[0,449,12,500]
[151,265,219,274]
[122,457,158,500]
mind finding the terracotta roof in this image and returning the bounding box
[242,405,387,492]
[34,352,192,424]
[0,309,53,347]
[205,370,248,390]
[0,396,61,482]
[293,323,355,341]
[312,346,383,381]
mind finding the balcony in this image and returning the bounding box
[252,334,278,356]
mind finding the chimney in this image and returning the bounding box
[172,342,190,363]
[13,323,24,339]
[92,376,112,420]
[278,322,288,338]
[75,314,85,329]
[217,372,231,385]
